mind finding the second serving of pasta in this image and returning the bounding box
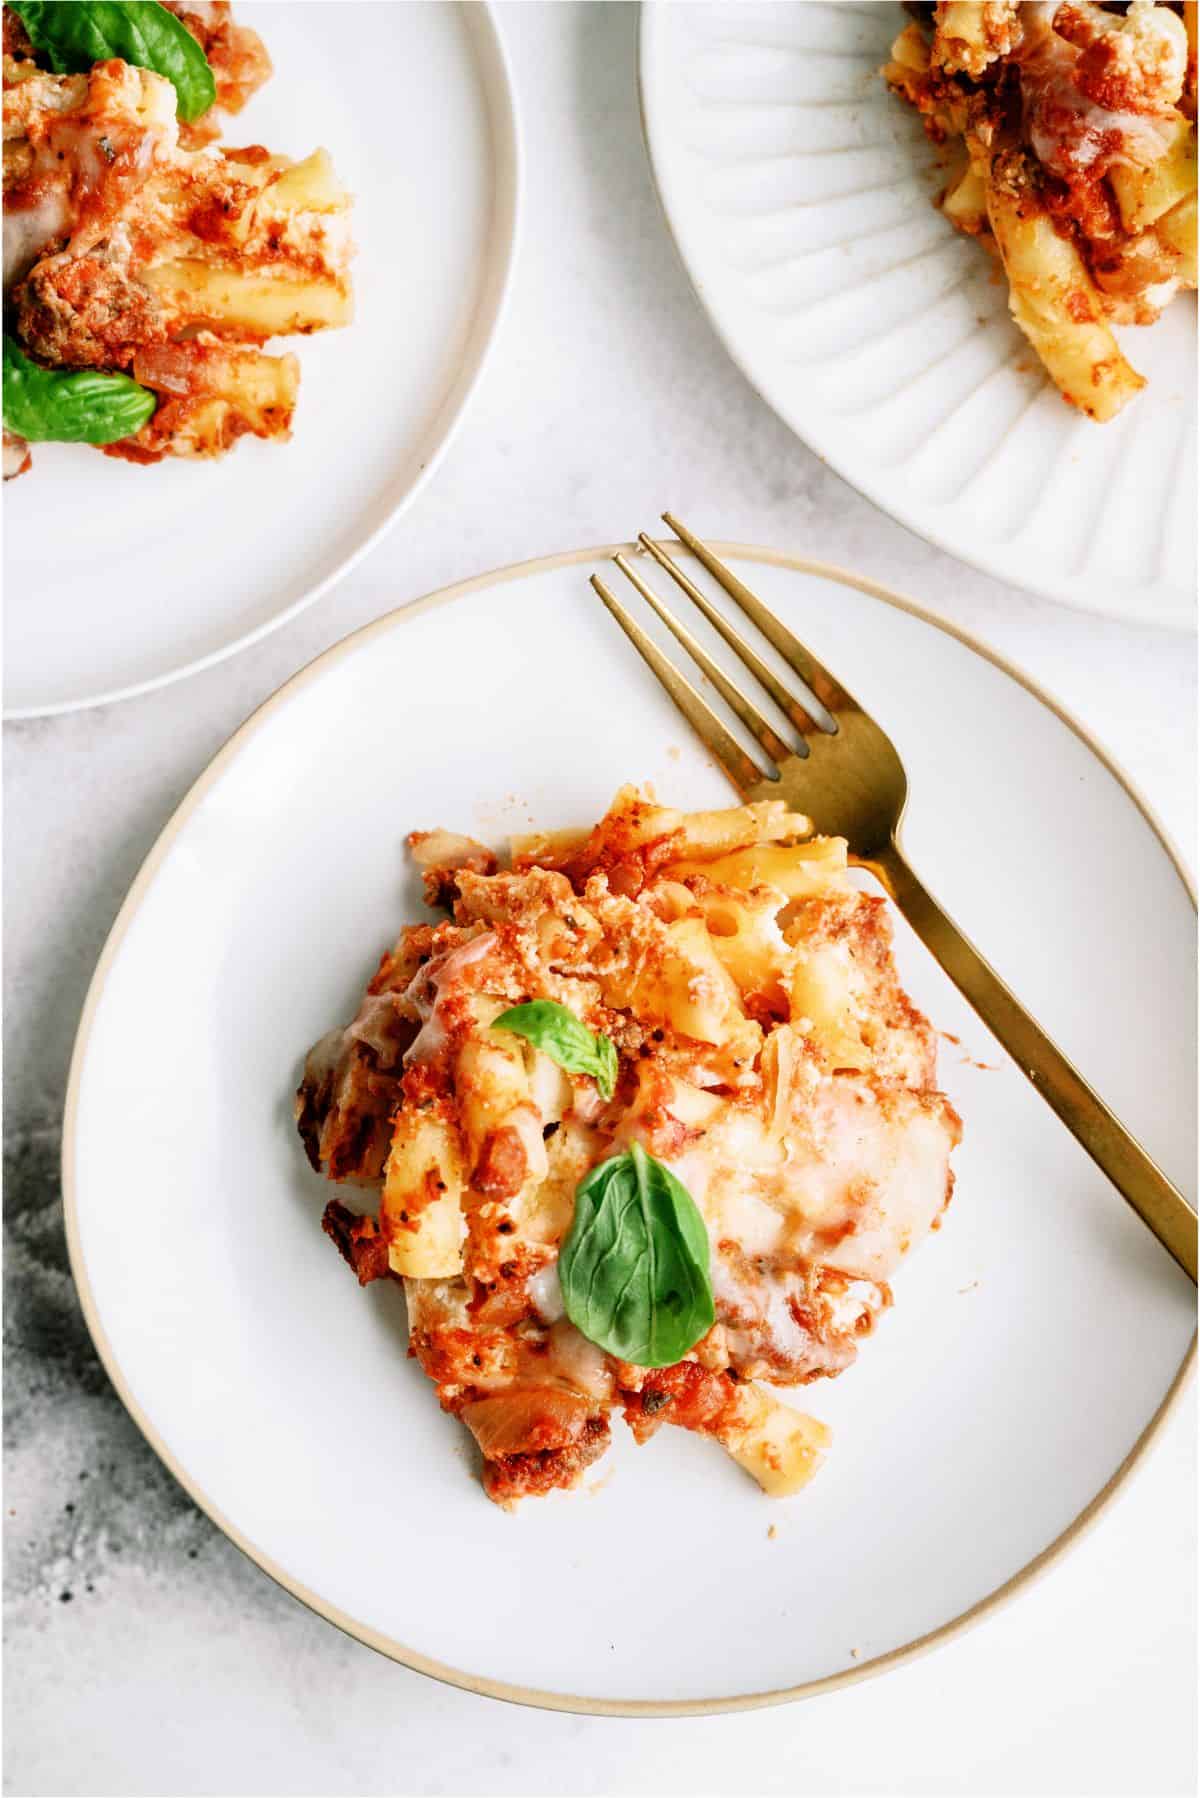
[886,1,1197,421]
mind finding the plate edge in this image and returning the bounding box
[3,0,525,721]
[60,538,1199,1716]
[635,3,1197,632]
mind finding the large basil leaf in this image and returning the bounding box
[559,1144,715,1367]
[492,1000,618,1100]
[3,335,157,444]
[10,1,216,121]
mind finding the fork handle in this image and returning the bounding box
[869,839,1197,1284]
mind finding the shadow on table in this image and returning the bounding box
[3,779,221,1599]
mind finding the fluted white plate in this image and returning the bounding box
[65,545,1195,1712]
[3,1,519,717]
[640,1,1197,628]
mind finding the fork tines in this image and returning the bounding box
[590,515,855,795]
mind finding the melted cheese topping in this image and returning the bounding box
[301,790,962,1503]
[660,1074,953,1283]
[3,49,353,467]
[3,184,71,288]
[1019,9,1182,173]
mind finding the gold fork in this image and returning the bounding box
[592,515,1197,1284]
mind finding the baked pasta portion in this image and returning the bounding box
[886,1,1197,420]
[297,790,962,1508]
[161,0,274,150]
[2,1,352,475]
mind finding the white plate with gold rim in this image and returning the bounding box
[3,1,520,718]
[639,1,1197,628]
[64,544,1195,1713]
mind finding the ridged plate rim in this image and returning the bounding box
[637,1,1196,631]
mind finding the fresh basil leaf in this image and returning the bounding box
[3,335,156,444]
[492,1000,618,1100]
[10,0,216,121]
[559,1143,715,1368]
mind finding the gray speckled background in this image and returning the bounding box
[4,6,1196,1795]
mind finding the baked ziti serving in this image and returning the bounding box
[3,0,353,478]
[297,790,962,1507]
[886,1,1197,420]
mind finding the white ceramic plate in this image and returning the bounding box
[65,545,1196,1714]
[639,2,1197,629]
[2,1,519,718]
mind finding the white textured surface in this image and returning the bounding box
[640,0,1198,626]
[3,4,1196,1794]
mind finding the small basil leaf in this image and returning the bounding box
[11,0,217,121]
[492,1000,618,1100]
[3,335,156,444]
[559,1143,715,1368]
